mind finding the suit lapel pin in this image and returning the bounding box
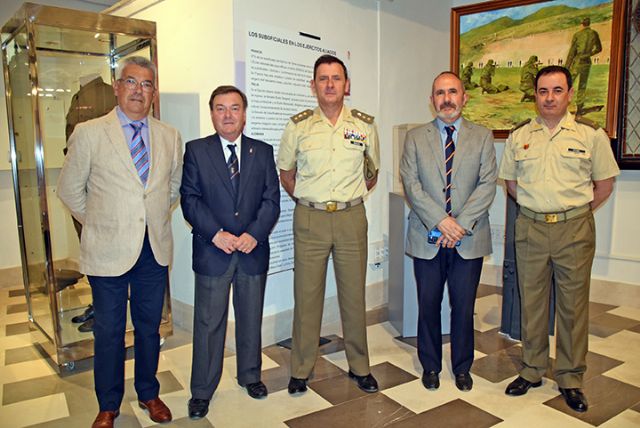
[249,147,254,154]
[524,144,530,150]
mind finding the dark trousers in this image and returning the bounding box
[190,253,267,400]
[88,233,167,411]
[414,248,483,375]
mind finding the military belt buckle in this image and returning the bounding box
[326,201,338,212]
[544,213,558,223]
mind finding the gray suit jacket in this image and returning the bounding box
[57,108,183,276]
[400,118,497,260]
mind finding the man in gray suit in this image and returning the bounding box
[58,56,182,428]
[400,71,497,392]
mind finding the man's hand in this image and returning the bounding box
[437,216,466,243]
[235,233,257,254]
[212,231,238,254]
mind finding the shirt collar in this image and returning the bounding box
[533,111,576,133]
[435,116,462,134]
[116,106,149,128]
[220,133,242,147]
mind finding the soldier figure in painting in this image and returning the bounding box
[480,59,509,94]
[565,17,602,116]
[519,55,540,102]
[461,61,479,91]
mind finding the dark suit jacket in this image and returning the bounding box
[180,133,280,276]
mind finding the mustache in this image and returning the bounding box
[439,101,457,110]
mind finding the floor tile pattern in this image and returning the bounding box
[0,284,639,427]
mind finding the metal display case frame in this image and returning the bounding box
[1,3,172,371]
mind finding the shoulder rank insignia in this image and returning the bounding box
[291,109,313,124]
[511,118,531,132]
[575,116,600,130]
[352,109,375,124]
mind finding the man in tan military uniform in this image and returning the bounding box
[500,66,619,413]
[278,54,380,395]
[565,17,602,115]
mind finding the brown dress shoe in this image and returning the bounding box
[138,397,172,423]
[92,410,119,428]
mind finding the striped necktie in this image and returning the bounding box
[129,122,149,185]
[227,144,239,196]
[444,125,455,215]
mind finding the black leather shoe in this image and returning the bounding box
[188,398,210,420]
[505,376,542,396]
[78,318,94,332]
[422,371,439,390]
[559,388,588,412]
[245,381,268,399]
[348,371,379,393]
[288,377,307,395]
[72,304,94,323]
[455,373,473,391]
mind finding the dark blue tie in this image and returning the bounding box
[444,125,455,215]
[227,144,239,196]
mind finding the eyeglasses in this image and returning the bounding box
[118,78,155,92]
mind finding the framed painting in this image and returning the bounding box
[451,0,627,138]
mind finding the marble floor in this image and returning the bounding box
[1,283,640,427]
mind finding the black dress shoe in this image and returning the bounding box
[72,304,94,323]
[455,373,473,391]
[78,318,94,332]
[422,371,439,390]
[245,381,268,399]
[559,388,588,412]
[505,376,542,396]
[348,371,379,393]
[188,398,210,420]
[288,377,307,395]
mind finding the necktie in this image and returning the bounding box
[444,125,455,215]
[130,122,149,185]
[227,144,239,196]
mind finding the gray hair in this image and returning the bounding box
[118,56,157,82]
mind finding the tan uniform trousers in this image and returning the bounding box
[291,203,370,378]
[515,210,595,388]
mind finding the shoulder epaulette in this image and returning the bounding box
[575,116,600,130]
[511,118,531,132]
[352,109,374,124]
[290,109,313,124]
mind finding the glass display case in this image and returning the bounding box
[1,3,172,370]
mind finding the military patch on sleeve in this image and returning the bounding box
[511,118,531,132]
[351,109,375,124]
[291,109,313,124]
[575,116,600,130]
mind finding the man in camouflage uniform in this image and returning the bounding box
[461,61,479,91]
[519,55,540,102]
[565,17,602,115]
[480,59,509,94]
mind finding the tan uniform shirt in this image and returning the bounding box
[499,112,619,212]
[277,106,380,203]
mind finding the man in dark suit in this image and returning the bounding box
[400,71,497,392]
[180,86,280,419]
